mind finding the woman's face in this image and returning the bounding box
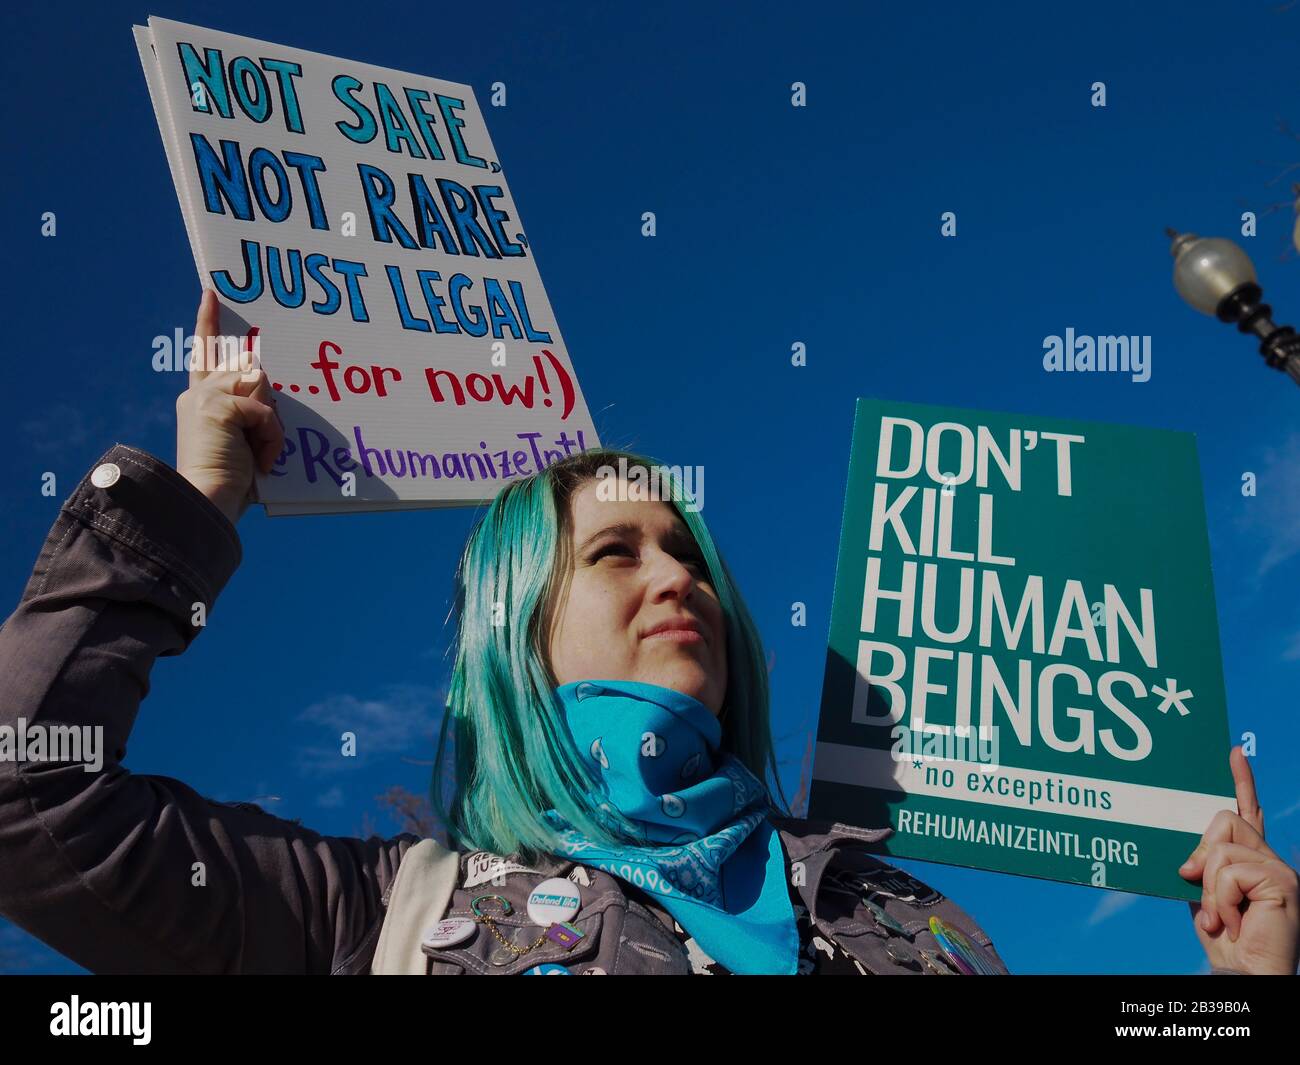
[546,477,728,715]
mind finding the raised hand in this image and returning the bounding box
[175,289,284,527]
[1180,746,1299,974]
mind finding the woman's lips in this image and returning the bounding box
[643,629,706,644]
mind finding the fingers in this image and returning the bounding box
[234,393,284,475]
[190,289,220,388]
[1230,747,1264,837]
[1196,841,1273,939]
[1180,810,1267,883]
[241,371,285,466]
[255,379,281,425]
[1210,864,1255,941]
[183,291,283,483]
[1208,860,1290,942]
[1181,810,1299,942]
[190,291,262,387]
[1188,900,1216,946]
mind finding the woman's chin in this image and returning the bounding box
[636,665,722,715]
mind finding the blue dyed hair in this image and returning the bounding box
[430,447,790,861]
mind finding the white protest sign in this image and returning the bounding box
[135,16,600,514]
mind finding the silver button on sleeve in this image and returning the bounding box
[90,462,121,489]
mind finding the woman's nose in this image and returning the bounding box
[645,549,694,600]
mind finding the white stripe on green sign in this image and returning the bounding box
[813,742,1237,835]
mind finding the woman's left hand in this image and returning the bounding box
[1179,746,1299,974]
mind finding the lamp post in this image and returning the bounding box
[1167,229,1300,387]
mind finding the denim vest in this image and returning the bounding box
[371,817,1010,975]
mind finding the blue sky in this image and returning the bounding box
[2,0,1299,975]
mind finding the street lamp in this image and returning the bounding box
[1167,229,1300,387]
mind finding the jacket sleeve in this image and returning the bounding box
[0,443,419,974]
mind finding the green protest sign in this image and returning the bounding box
[809,398,1237,901]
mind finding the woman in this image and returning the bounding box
[0,291,1295,975]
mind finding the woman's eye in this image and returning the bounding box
[680,554,709,575]
[588,543,708,577]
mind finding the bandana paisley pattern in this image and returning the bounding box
[543,679,798,974]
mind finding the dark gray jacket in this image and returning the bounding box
[387,820,1010,974]
[0,443,1013,974]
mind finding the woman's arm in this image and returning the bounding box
[0,442,419,973]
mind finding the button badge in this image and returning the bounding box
[527,878,581,925]
[421,917,477,949]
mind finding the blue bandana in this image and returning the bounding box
[543,679,798,975]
